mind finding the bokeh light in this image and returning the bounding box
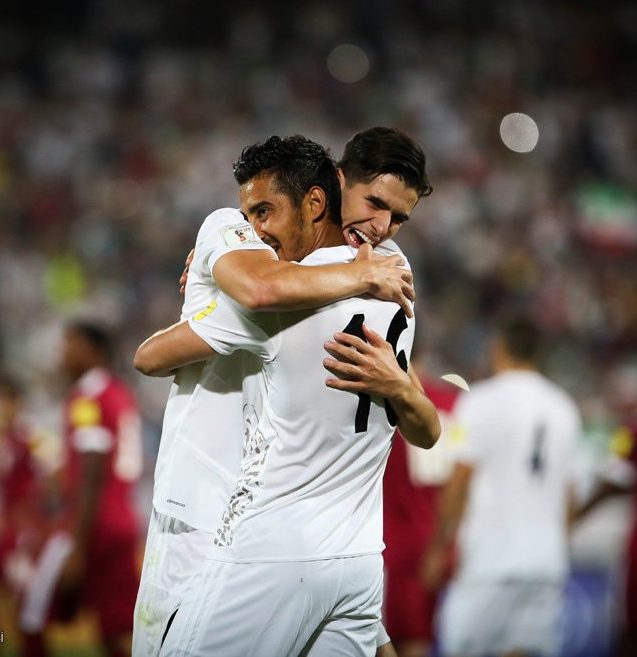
[499,112,540,153]
[326,44,370,83]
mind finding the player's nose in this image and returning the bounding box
[369,211,392,240]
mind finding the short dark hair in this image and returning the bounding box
[233,135,342,225]
[338,127,432,198]
[67,321,114,362]
[498,313,542,363]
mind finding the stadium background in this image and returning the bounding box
[0,0,636,655]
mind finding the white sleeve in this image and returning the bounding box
[451,392,490,466]
[195,208,275,275]
[189,292,278,361]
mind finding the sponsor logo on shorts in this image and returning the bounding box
[166,498,186,508]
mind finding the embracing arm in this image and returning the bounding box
[388,364,441,449]
[134,321,217,377]
[323,325,440,449]
[213,244,415,317]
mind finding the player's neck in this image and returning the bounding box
[495,359,537,375]
[313,221,347,251]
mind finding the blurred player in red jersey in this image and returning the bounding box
[0,376,42,608]
[51,321,143,657]
[0,375,39,581]
[383,368,460,657]
[576,389,637,657]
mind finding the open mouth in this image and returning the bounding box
[347,228,375,248]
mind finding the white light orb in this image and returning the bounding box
[499,112,539,153]
[327,44,370,84]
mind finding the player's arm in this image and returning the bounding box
[134,321,217,377]
[58,399,112,599]
[73,450,106,549]
[57,450,107,606]
[575,427,635,521]
[213,243,415,318]
[376,642,398,657]
[421,461,474,590]
[323,325,440,449]
[574,479,632,521]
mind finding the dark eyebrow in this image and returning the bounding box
[366,195,390,211]
[247,201,272,215]
[366,195,409,223]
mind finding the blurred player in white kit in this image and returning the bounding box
[424,314,582,657]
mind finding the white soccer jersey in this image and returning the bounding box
[189,244,415,562]
[452,370,582,581]
[152,208,274,531]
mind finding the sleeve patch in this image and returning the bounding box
[223,224,261,247]
[610,426,633,458]
[69,397,102,428]
[449,421,467,445]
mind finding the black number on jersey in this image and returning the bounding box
[384,309,409,426]
[529,423,547,476]
[342,308,408,433]
[342,314,371,432]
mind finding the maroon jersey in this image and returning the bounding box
[383,377,460,564]
[382,377,460,642]
[63,367,142,541]
[612,421,637,630]
[0,425,39,523]
[0,423,48,591]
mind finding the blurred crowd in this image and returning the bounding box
[0,1,636,651]
[1,1,636,430]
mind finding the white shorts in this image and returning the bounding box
[438,579,564,657]
[132,510,214,657]
[159,553,384,657]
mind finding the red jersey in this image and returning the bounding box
[0,423,49,590]
[63,367,142,541]
[382,376,461,643]
[608,420,637,629]
[383,377,460,567]
[0,425,39,525]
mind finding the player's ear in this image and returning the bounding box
[337,168,346,190]
[305,186,327,223]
